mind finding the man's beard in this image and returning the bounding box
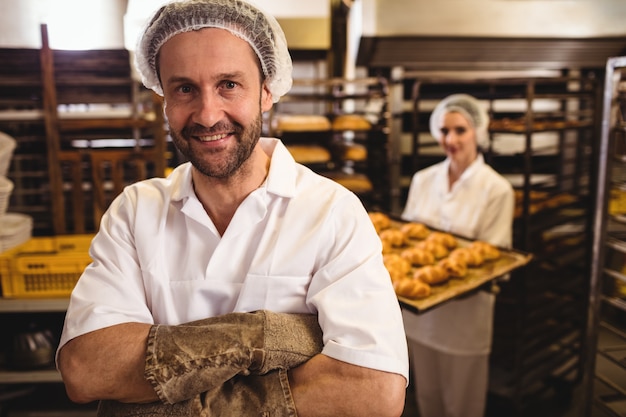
[170,113,263,179]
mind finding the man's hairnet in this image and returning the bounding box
[135,0,292,103]
[429,94,490,149]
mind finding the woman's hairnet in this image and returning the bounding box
[135,0,292,103]
[429,94,490,149]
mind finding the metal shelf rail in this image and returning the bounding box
[583,55,626,417]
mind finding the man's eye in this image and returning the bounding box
[224,81,237,89]
[180,85,192,94]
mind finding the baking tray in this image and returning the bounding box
[385,220,533,314]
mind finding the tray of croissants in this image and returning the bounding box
[369,212,533,313]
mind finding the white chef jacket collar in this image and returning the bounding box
[443,152,485,186]
[168,137,297,205]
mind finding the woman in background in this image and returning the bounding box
[402,94,515,417]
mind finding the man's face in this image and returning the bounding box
[158,28,273,179]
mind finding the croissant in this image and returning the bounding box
[400,222,430,240]
[383,254,412,282]
[468,241,501,260]
[369,212,391,233]
[438,257,468,278]
[449,247,484,267]
[394,278,432,299]
[381,239,394,254]
[413,265,450,285]
[426,232,458,249]
[415,240,449,259]
[379,228,408,248]
[400,247,436,266]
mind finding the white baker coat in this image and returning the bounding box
[58,138,409,380]
[401,154,514,355]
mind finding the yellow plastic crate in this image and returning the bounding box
[0,235,94,298]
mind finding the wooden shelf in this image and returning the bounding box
[0,368,62,384]
[0,298,69,313]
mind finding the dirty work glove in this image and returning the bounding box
[144,310,323,404]
[97,369,297,417]
[97,397,199,417]
[201,369,297,417]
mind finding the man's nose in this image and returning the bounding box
[192,90,225,127]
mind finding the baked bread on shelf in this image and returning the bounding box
[322,171,373,194]
[274,114,331,132]
[340,143,368,161]
[332,114,372,131]
[285,144,331,164]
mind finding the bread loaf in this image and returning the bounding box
[341,143,368,161]
[286,145,331,164]
[324,172,373,193]
[332,114,371,131]
[275,114,331,132]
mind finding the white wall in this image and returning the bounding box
[361,0,626,38]
[0,0,127,49]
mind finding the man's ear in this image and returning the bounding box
[261,83,274,112]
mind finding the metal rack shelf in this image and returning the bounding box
[583,55,626,417]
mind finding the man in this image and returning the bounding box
[56,1,408,416]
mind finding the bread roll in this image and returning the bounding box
[383,253,412,282]
[400,247,435,266]
[394,278,431,299]
[379,228,407,248]
[400,222,430,240]
[414,265,450,285]
[415,240,449,259]
[381,239,394,254]
[426,232,458,249]
[468,241,501,260]
[369,212,391,233]
[449,247,484,267]
[438,257,468,278]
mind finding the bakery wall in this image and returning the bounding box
[0,0,127,49]
[360,0,626,38]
